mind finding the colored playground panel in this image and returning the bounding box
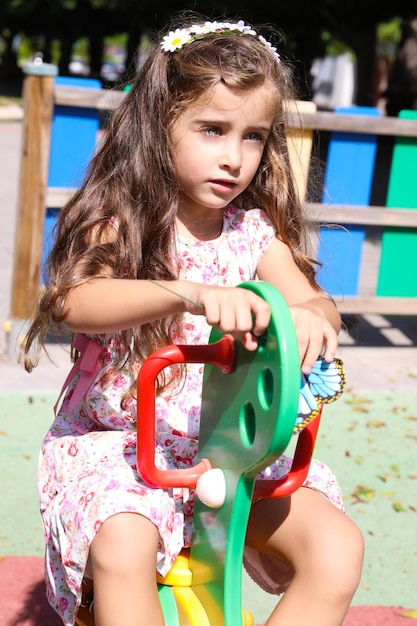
[42,76,101,279]
[317,106,380,297]
[377,109,417,297]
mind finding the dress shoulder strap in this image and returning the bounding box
[54,333,103,417]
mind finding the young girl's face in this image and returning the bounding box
[171,82,276,220]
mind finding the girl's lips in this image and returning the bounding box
[210,179,237,193]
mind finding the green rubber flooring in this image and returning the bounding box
[1,390,416,622]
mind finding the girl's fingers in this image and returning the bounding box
[291,308,338,374]
[300,340,323,374]
[199,287,270,346]
[240,331,259,351]
[250,298,271,337]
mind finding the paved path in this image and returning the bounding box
[1,112,416,625]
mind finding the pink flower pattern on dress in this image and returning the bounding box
[38,207,345,625]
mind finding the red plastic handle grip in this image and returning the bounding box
[253,407,322,499]
[137,335,236,489]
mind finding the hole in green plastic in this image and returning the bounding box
[239,402,256,447]
[257,330,268,350]
[258,368,274,410]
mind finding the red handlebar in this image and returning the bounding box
[253,409,322,499]
[137,333,321,499]
[137,335,235,489]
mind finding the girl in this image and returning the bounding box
[23,14,364,626]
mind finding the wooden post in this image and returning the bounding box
[286,100,317,202]
[10,62,57,323]
[5,61,57,358]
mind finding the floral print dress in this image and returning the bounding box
[39,206,344,625]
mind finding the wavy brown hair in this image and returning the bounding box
[23,13,319,372]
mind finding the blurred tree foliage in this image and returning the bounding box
[1,0,416,105]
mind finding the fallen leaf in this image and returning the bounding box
[401,609,417,619]
[345,397,372,405]
[366,420,386,428]
[350,485,376,503]
[392,502,407,512]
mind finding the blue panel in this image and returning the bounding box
[48,76,101,187]
[317,106,380,297]
[42,76,101,280]
[41,209,60,284]
[317,228,364,295]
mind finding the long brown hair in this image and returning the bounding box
[23,14,318,371]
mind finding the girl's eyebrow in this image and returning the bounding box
[193,117,271,133]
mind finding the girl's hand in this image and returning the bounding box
[185,284,271,351]
[289,303,339,374]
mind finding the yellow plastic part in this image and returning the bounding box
[173,585,254,626]
[242,608,255,626]
[156,548,193,587]
[173,586,212,626]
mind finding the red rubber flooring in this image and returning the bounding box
[1,555,415,626]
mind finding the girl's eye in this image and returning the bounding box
[246,132,265,142]
[202,126,222,136]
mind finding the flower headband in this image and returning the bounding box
[161,20,280,62]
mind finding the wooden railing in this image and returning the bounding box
[10,70,417,327]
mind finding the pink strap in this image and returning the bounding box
[54,333,103,416]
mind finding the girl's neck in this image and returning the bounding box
[175,210,224,242]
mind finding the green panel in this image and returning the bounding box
[377,110,417,297]
[189,281,300,625]
[158,584,180,626]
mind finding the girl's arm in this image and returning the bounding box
[63,278,271,350]
[256,238,341,374]
[64,278,190,333]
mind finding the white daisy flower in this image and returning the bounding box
[259,35,280,60]
[234,20,247,33]
[190,22,213,35]
[161,28,192,52]
[212,22,228,32]
[243,26,257,36]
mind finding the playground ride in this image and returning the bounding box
[75,281,327,626]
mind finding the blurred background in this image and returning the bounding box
[1,0,417,115]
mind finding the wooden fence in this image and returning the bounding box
[10,69,417,329]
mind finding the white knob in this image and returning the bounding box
[196,468,226,508]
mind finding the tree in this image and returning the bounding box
[384,17,417,115]
[1,0,417,106]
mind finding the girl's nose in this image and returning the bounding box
[221,139,242,170]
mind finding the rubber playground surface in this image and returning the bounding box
[1,341,416,625]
